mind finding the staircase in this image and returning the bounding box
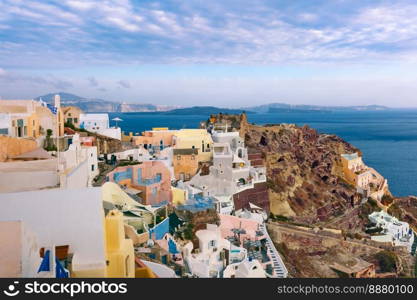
[411,232,417,256]
[259,223,288,278]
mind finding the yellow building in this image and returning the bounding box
[0,100,40,138]
[8,112,40,138]
[172,186,187,205]
[35,105,64,137]
[341,153,366,186]
[105,210,135,278]
[62,106,83,128]
[0,99,64,138]
[173,129,213,162]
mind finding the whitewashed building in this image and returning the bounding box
[368,211,415,252]
[59,134,99,188]
[79,113,121,140]
[0,187,106,277]
[182,224,248,278]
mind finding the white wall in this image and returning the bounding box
[96,127,121,140]
[80,114,109,131]
[21,223,43,277]
[61,159,89,189]
[0,159,59,193]
[0,187,106,272]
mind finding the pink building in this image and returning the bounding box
[107,161,172,206]
[219,214,264,244]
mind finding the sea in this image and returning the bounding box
[109,110,417,197]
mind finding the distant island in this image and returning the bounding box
[34,92,179,113]
[161,106,254,115]
[35,92,393,113]
[244,103,390,113]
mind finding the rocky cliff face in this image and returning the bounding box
[389,196,417,231]
[207,113,374,228]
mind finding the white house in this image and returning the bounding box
[223,260,266,278]
[59,134,99,188]
[189,138,266,199]
[182,224,247,278]
[0,187,106,277]
[79,113,121,140]
[368,211,415,251]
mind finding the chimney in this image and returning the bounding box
[54,94,61,108]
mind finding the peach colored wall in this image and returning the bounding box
[133,130,177,147]
[0,221,22,277]
[0,136,38,162]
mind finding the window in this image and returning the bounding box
[32,120,35,126]
[24,126,27,136]
[209,240,216,248]
[91,165,95,171]
[191,145,195,149]
[74,118,78,124]
[177,155,181,160]
[68,113,71,116]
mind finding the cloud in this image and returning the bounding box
[87,76,98,87]
[3,0,417,66]
[0,69,73,90]
[117,80,131,88]
[2,0,417,107]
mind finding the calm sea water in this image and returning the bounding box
[109,110,417,197]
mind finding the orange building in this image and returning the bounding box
[132,128,178,151]
[173,148,199,181]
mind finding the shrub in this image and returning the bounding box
[271,214,290,222]
[64,121,75,130]
[365,227,383,234]
[183,223,194,240]
[375,251,397,273]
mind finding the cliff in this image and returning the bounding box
[206,113,390,229]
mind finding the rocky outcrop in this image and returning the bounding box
[207,113,370,227]
[389,196,417,231]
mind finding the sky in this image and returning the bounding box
[1,0,417,107]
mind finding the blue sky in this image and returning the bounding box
[1,0,417,107]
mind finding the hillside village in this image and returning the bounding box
[0,96,416,278]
